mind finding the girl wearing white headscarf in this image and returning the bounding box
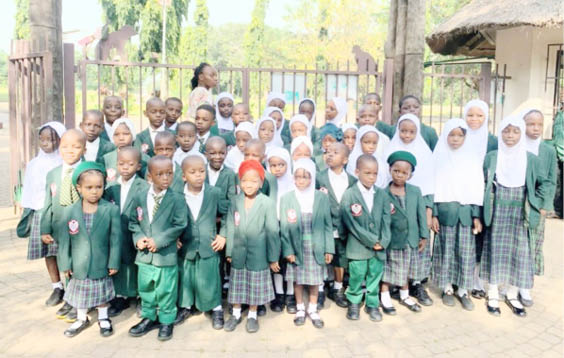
[290,136,314,164]
[346,125,389,188]
[463,99,498,161]
[263,106,289,146]
[215,92,235,133]
[341,123,358,152]
[224,121,257,172]
[280,158,334,327]
[298,98,319,143]
[325,97,347,127]
[266,91,286,109]
[480,115,550,317]
[289,114,312,139]
[256,116,283,152]
[430,118,484,308]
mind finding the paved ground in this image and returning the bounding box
[0,111,562,357]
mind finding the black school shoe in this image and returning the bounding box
[335,288,350,308]
[486,299,501,316]
[224,315,242,332]
[211,310,224,330]
[64,308,78,323]
[270,294,285,312]
[98,318,114,337]
[64,318,90,337]
[158,324,174,341]
[346,303,360,320]
[46,288,64,306]
[246,317,259,333]
[399,298,421,313]
[293,311,306,326]
[410,283,433,306]
[108,297,129,317]
[257,305,267,317]
[381,305,397,316]
[317,291,326,310]
[471,289,487,299]
[129,318,160,337]
[365,306,383,322]
[56,302,73,319]
[505,298,527,318]
[174,307,192,325]
[285,295,297,314]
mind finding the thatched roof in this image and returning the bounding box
[426,0,564,56]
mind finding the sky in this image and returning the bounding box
[1,0,299,53]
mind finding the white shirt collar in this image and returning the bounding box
[184,184,204,198]
[357,180,374,194]
[149,185,166,198]
[198,131,211,142]
[168,122,178,131]
[85,137,101,161]
[118,174,136,186]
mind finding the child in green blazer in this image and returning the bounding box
[195,104,220,153]
[205,136,237,214]
[281,158,334,328]
[80,110,115,163]
[164,97,183,132]
[40,129,87,322]
[224,160,281,334]
[314,124,342,172]
[104,147,149,317]
[128,156,188,341]
[341,155,391,322]
[381,151,429,315]
[154,131,185,193]
[59,162,121,338]
[480,116,551,318]
[101,95,125,141]
[134,97,167,157]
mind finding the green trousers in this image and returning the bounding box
[178,254,222,312]
[345,257,384,307]
[113,262,137,298]
[137,263,178,325]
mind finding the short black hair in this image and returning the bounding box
[364,92,381,103]
[155,131,176,146]
[146,96,165,109]
[196,104,216,119]
[181,154,206,171]
[84,109,104,123]
[148,155,172,173]
[118,146,142,162]
[357,154,378,170]
[77,169,105,186]
[165,97,183,106]
[176,121,197,132]
[205,136,226,151]
[399,95,421,108]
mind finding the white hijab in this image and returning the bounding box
[298,98,317,124]
[496,115,527,188]
[289,114,312,137]
[110,118,137,143]
[224,121,257,172]
[266,91,286,107]
[433,118,484,205]
[290,136,314,160]
[463,99,490,161]
[215,92,235,132]
[263,106,286,143]
[293,158,317,214]
[256,116,283,151]
[521,108,542,156]
[266,147,293,217]
[327,97,347,127]
[346,125,389,188]
[385,114,435,196]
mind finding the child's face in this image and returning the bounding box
[399,98,421,118]
[199,65,218,89]
[145,102,166,129]
[447,127,466,150]
[525,112,543,140]
[343,129,356,151]
[321,135,337,151]
[76,172,104,205]
[292,143,311,162]
[465,106,486,130]
[390,161,412,186]
[59,133,85,165]
[355,161,378,189]
[103,98,124,125]
[148,161,173,192]
[176,125,197,152]
[218,98,234,119]
[258,120,275,143]
[268,156,288,178]
[232,104,250,126]
[240,169,262,197]
[269,111,283,130]
[235,131,252,152]
[360,132,379,155]
[113,124,133,148]
[325,100,337,121]
[244,145,265,163]
[299,102,315,122]
[206,142,227,170]
[294,168,311,191]
[501,125,521,147]
[80,114,103,142]
[195,109,215,135]
[364,95,381,113]
[325,143,348,170]
[165,100,183,125]
[268,99,285,110]
[154,139,176,159]
[290,122,308,139]
[399,120,417,144]
[357,107,378,126]
[39,128,57,154]
[117,151,141,181]
[182,161,206,190]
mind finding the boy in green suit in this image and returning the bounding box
[154,131,185,193]
[80,110,115,163]
[316,143,356,308]
[134,97,167,157]
[104,147,150,317]
[341,154,391,322]
[128,156,188,341]
[195,104,220,153]
[358,102,394,139]
[175,155,227,329]
[164,97,183,132]
[101,96,125,141]
[205,136,237,214]
[40,129,86,322]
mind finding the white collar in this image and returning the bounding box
[150,123,166,133]
[118,174,136,186]
[184,184,204,198]
[149,185,167,198]
[87,137,100,147]
[208,163,223,173]
[357,180,374,194]
[198,131,211,141]
[328,167,348,180]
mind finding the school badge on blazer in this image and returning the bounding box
[141,143,149,153]
[287,209,297,223]
[106,168,117,181]
[351,203,362,217]
[50,183,57,197]
[234,211,240,226]
[390,203,396,214]
[136,206,143,221]
[68,220,79,235]
[319,187,329,195]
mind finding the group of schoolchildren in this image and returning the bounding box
[20,63,557,341]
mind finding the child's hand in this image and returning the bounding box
[211,235,226,252]
[472,218,483,235]
[426,208,433,229]
[540,209,547,217]
[108,269,118,276]
[269,262,280,272]
[41,234,54,244]
[136,238,148,250]
[373,243,384,251]
[325,253,333,264]
[226,257,232,263]
[146,238,157,253]
[64,270,72,279]
[286,255,296,263]
[431,217,440,233]
[418,239,427,253]
[176,238,183,249]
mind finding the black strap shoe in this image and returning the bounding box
[293,310,306,326]
[129,318,160,337]
[98,318,113,337]
[211,310,224,330]
[174,307,192,326]
[64,318,90,337]
[224,315,242,332]
[285,295,297,314]
[365,306,383,322]
[399,298,422,313]
[257,305,267,317]
[381,304,397,316]
[56,302,73,319]
[158,324,174,341]
[471,289,487,299]
[486,299,501,316]
[46,288,64,306]
[346,303,360,320]
[246,317,259,333]
[505,298,527,318]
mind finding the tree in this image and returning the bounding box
[14,0,30,40]
[244,0,268,68]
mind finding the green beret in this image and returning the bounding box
[320,123,343,141]
[387,150,417,171]
[72,161,106,186]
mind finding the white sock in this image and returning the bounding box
[97,307,110,328]
[52,281,63,290]
[77,308,88,321]
[412,280,421,286]
[473,266,484,290]
[248,310,257,320]
[381,291,393,308]
[444,284,454,294]
[457,288,468,298]
[273,274,284,294]
[286,283,294,295]
[308,303,318,313]
[519,288,532,300]
[223,282,229,289]
[333,281,343,290]
[232,307,241,319]
[212,305,222,312]
[400,289,416,305]
[318,283,324,292]
[488,284,499,308]
[506,286,523,309]
[296,304,306,317]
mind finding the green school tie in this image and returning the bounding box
[60,167,79,206]
[152,193,164,218]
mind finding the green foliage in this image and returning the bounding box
[14,0,30,40]
[244,0,268,67]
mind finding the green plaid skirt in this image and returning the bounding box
[529,215,546,276]
[409,237,431,282]
[64,276,115,309]
[228,267,274,306]
[431,224,475,290]
[383,246,415,286]
[480,185,534,289]
[27,211,58,260]
[285,238,325,286]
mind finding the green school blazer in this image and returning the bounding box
[100,129,110,142]
[206,166,237,215]
[134,129,155,157]
[487,133,498,153]
[314,154,327,172]
[40,166,68,243]
[340,184,391,260]
[102,149,149,185]
[281,120,292,146]
[537,141,558,211]
[385,183,429,250]
[58,199,121,279]
[128,188,188,267]
[482,151,550,229]
[104,177,150,264]
[95,138,116,163]
[225,193,280,271]
[280,191,335,266]
[179,185,226,260]
[169,164,185,193]
[316,169,357,238]
[432,202,480,228]
[220,131,236,147]
[197,126,220,153]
